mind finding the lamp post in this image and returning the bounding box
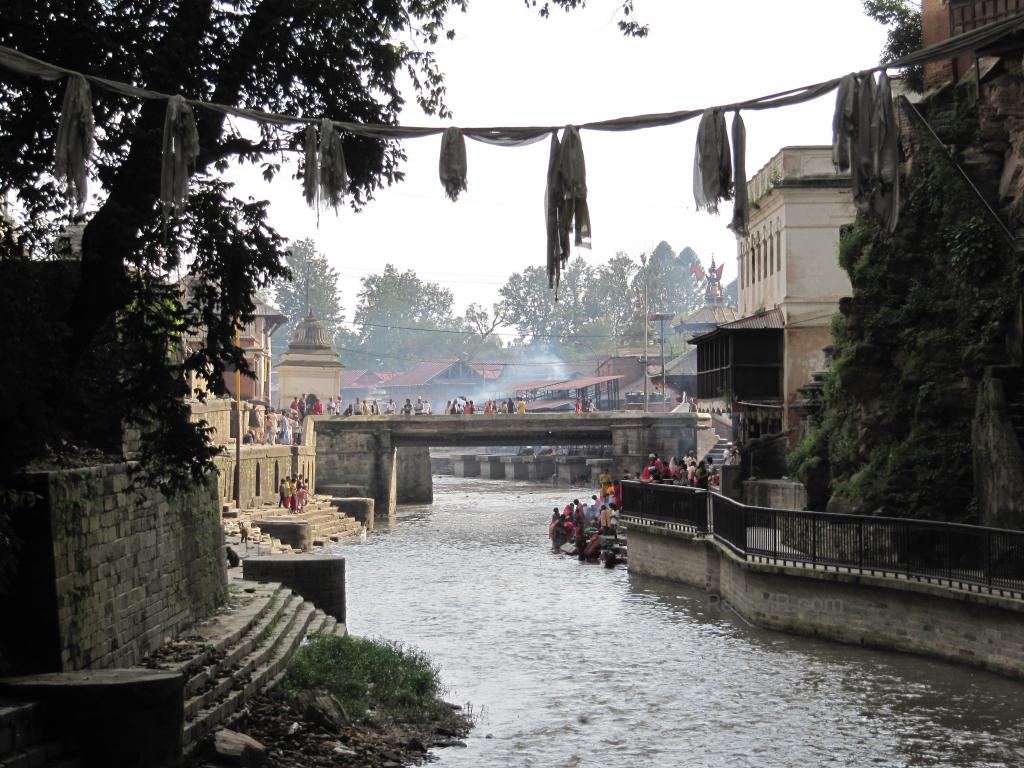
[234,325,242,509]
[649,312,675,409]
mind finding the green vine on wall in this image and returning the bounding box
[790,134,1020,521]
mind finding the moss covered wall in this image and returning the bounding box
[792,85,1021,522]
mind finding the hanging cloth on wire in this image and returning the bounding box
[729,111,748,236]
[160,95,200,224]
[872,72,900,232]
[693,109,732,214]
[439,127,468,201]
[831,71,901,231]
[54,74,94,214]
[558,125,591,249]
[545,131,565,289]
[831,73,857,173]
[852,72,878,211]
[318,119,348,211]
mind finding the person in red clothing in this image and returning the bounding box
[313,398,324,415]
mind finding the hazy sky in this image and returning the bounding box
[227,1,888,321]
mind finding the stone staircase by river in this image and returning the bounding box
[142,577,346,753]
[225,497,363,552]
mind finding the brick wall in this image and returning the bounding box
[627,524,1024,679]
[4,464,227,673]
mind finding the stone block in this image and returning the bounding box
[255,518,312,552]
[0,669,184,768]
[243,555,346,623]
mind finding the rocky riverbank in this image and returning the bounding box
[187,688,472,767]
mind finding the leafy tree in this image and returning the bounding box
[498,258,595,348]
[346,265,465,368]
[0,0,643,488]
[272,239,344,361]
[580,252,640,344]
[635,241,705,317]
[863,0,923,91]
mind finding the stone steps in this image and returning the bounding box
[174,575,349,753]
[241,501,362,548]
[182,595,318,749]
[0,701,79,768]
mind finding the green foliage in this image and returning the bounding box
[284,634,444,723]
[863,0,923,91]
[272,239,344,362]
[792,143,1019,521]
[0,1,645,486]
[497,245,706,355]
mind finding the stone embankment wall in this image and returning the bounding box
[213,444,316,508]
[628,524,1024,679]
[4,464,226,674]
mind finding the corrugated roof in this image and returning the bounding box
[511,378,569,391]
[528,399,576,412]
[689,308,785,344]
[719,308,784,330]
[553,375,624,390]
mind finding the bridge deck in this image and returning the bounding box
[311,412,696,447]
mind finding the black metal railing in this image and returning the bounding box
[620,481,708,532]
[620,481,1024,598]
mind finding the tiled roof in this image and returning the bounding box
[386,359,489,388]
[341,369,370,388]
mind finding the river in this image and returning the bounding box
[327,476,1024,768]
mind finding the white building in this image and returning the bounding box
[697,146,855,444]
[274,311,344,410]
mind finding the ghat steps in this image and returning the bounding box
[143,578,346,753]
[226,498,363,551]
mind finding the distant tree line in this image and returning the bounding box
[273,239,728,370]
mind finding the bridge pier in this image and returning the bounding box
[452,454,481,477]
[478,455,506,479]
[500,455,530,480]
[525,456,555,481]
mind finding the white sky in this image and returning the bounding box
[227,0,888,321]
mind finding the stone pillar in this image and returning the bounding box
[525,456,555,481]
[396,446,433,503]
[452,454,480,477]
[556,456,589,484]
[500,455,530,480]
[478,455,506,479]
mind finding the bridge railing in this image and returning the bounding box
[621,481,1024,599]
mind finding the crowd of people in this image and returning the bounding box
[329,394,535,416]
[549,479,622,559]
[631,449,735,489]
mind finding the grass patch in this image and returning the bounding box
[282,634,445,723]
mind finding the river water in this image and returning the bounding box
[327,476,1024,768]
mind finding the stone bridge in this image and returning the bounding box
[310,412,700,520]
